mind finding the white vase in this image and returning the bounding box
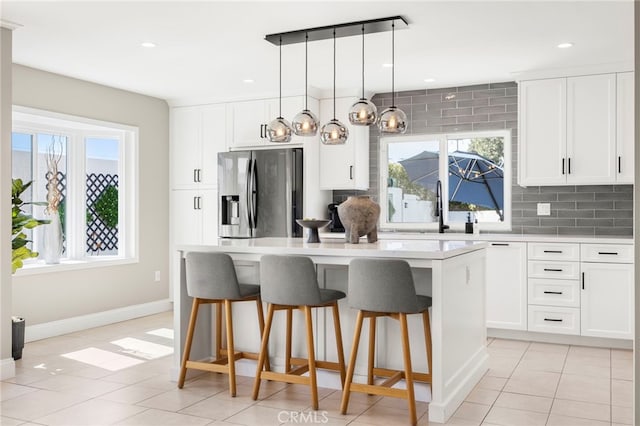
[44,211,63,264]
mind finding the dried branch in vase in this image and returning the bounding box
[45,137,63,214]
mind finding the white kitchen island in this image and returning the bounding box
[173,238,488,423]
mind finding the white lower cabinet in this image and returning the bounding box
[486,242,527,330]
[171,189,218,245]
[581,261,634,339]
[528,305,580,335]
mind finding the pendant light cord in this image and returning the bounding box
[279,36,283,117]
[304,33,308,110]
[391,20,395,108]
[332,28,336,120]
[361,25,365,99]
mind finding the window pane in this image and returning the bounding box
[386,140,440,224]
[12,132,34,250]
[36,134,68,256]
[446,137,505,223]
[86,137,120,256]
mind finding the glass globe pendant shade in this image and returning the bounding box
[320,119,349,145]
[266,117,293,143]
[348,98,378,126]
[292,109,319,136]
[378,106,407,134]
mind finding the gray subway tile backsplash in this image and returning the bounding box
[334,82,633,236]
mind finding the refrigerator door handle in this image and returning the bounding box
[246,158,253,228]
[251,158,258,228]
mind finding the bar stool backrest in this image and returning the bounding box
[348,258,420,313]
[185,252,242,300]
[260,255,322,305]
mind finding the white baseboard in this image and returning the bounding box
[488,328,633,350]
[25,299,172,343]
[0,357,16,380]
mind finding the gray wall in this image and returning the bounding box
[12,65,170,326]
[335,82,633,236]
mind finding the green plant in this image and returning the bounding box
[94,185,118,229]
[12,179,49,273]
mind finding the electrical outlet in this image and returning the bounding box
[537,203,551,216]
[154,271,161,282]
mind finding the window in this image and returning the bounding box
[12,107,138,268]
[380,130,511,231]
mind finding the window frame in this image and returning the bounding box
[379,129,512,232]
[12,106,139,273]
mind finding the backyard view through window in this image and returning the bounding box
[12,108,137,266]
[381,130,511,231]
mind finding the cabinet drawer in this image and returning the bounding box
[528,261,579,279]
[528,306,580,335]
[528,278,580,307]
[528,243,580,261]
[581,244,634,263]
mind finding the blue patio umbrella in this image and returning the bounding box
[398,150,504,220]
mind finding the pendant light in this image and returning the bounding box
[320,28,349,145]
[348,24,377,126]
[292,32,319,136]
[378,20,407,134]
[266,36,293,143]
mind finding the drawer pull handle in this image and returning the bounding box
[543,250,563,253]
[544,268,563,272]
[544,318,563,322]
[597,251,618,255]
[491,243,509,246]
[543,291,563,295]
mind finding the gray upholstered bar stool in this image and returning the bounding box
[340,258,432,426]
[252,254,347,410]
[178,252,269,397]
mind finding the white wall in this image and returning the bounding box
[11,65,170,327]
[1,27,15,378]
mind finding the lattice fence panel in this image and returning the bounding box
[86,173,119,254]
[45,171,67,253]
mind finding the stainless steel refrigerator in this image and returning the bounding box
[218,148,303,238]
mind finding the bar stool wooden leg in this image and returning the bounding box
[340,310,364,415]
[423,310,432,379]
[255,296,270,372]
[400,313,417,426]
[304,306,319,410]
[253,303,275,400]
[224,300,237,397]
[285,308,293,373]
[215,301,222,360]
[178,298,200,388]
[332,302,346,386]
[367,316,376,386]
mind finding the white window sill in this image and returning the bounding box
[13,257,139,276]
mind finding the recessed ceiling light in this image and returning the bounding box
[382,63,393,68]
[424,78,436,83]
[557,42,573,49]
[243,79,255,83]
[140,42,156,48]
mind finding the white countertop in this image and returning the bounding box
[177,237,487,260]
[320,231,633,245]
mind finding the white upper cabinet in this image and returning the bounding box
[519,78,567,186]
[319,96,369,190]
[227,96,319,149]
[616,72,634,183]
[566,74,616,184]
[171,104,226,189]
[518,72,630,186]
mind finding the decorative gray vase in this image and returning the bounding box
[337,196,381,244]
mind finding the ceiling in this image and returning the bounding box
[1,1,634,107]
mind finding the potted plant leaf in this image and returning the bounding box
[11,178,49,359]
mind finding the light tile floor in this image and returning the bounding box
[0,312,633,425]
